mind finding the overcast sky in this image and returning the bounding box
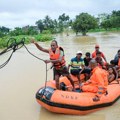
[0,0,120,29]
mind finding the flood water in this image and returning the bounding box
[0,32,120,120]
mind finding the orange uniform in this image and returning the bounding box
[82,67,108,97]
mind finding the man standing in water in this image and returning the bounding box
[31,39,75,90]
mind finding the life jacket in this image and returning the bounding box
[49,47,66,69]
[92,51,105,59]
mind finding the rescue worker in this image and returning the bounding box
[81,59,108,102]
[92,44,107,63]
[31,39,75,90]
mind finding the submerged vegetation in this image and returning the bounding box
[0,10,120,48]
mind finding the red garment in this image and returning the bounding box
[118,58,120,67]
[92,51,105,58]
[82,67,108,97]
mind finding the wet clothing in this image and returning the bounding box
[82,67,108,97]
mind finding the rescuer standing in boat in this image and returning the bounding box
[31,39,75,90]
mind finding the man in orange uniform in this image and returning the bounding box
[31,39,75,90]
[81,59,108,101]
[92,44,107,63]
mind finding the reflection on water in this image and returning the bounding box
[0,32,120,120]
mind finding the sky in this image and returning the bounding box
[0,0,120,29]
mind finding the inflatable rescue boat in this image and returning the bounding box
[36,75,120,115]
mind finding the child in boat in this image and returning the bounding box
[95,51,105,69]
[108,67,116,83]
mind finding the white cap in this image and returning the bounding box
[76,51,82,54]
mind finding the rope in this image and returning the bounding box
[0,51,14,69]
[0,38,49,94]
[44,63,48,90]
[23,44,49,93]
[23,44,45,62]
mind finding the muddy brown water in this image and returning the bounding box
[0,32,120,120]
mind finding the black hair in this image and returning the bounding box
[52,40,58,45]
[118,49,120,53]
[96,51,101,55]
[110,60,116,65]
[85,52,91,57]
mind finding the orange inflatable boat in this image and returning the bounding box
[36,75,120,115]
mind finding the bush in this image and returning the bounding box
[35,33,53,42]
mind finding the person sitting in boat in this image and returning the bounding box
[114,49,120,62]
[68,51,85,83]
[81,59,108,102]
[92,44,107,63]
[83,52,92,80]
[31,39,75,90]
[115,50,120,78]
[68,51,91,82]
[110,50,120,78]
[95,51,106,69]
[108,67,116,83]
[84,52,92,67]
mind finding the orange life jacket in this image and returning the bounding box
[92,51,105,59]
[49,47,66,69]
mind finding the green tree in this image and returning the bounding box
[111,10,120,29]
[72,13,98,35]
[101,19,112,30]
[22,25,38,35]
[9,27,23,36]
[0,26,10,37]
[36,19,44,33]
[43,15,55,33]
[58,13,70,32]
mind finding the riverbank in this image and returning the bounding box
[0,33,53,49]
[0,30,120,49]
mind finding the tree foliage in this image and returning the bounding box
[0,10,120,39]
[58,13,70,32]
[99,10,120,30]
[72,13,98,35]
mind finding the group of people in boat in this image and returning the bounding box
[31,39,120,101]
